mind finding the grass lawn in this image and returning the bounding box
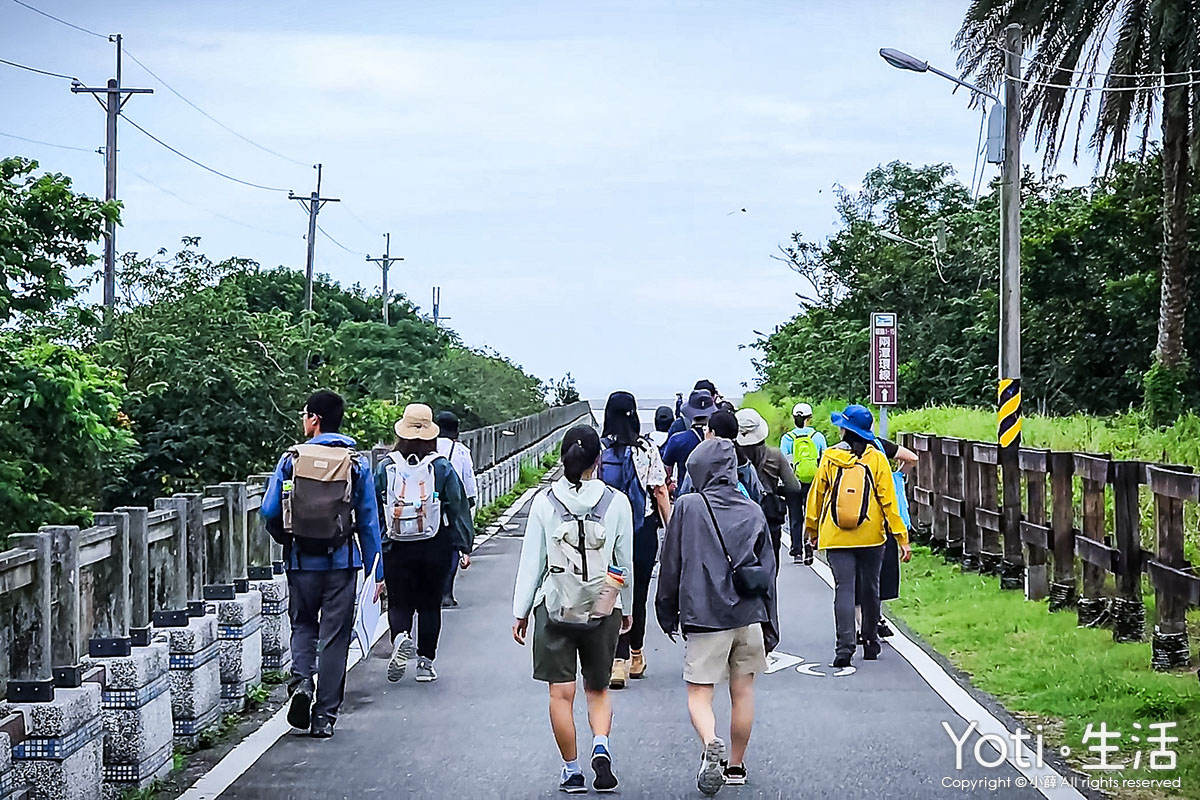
[890,547,1200,799]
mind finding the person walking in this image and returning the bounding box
[780,402,827,565]
[512,425,634,794]
[260,390,383,739]
[734,408,805,573]
[805,404,910,669]
[435,410,478,608]
[598,392,671,688]
[376,404,475,684]
[662,390,716,487]
[858,435,918,639]
[675,410,764,503]
[667,381,722,437]
[657,439,778,795]
[649,405,674,451]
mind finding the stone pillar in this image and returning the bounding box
[250,567,291,676]
[1,684,103,800]
[84,643,172,799]
[213,590,262,712]
[155,610,220,750]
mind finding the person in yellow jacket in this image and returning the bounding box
[805,404,911,668]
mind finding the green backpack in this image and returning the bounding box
[787,430,820,484]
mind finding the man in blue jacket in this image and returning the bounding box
[261,390,383,738]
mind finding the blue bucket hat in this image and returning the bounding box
[830,404,875,441]
[681,390,716,423]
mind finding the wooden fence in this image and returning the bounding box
[900,433,1200,671]
[0,401,592,703]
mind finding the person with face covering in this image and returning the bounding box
[375,404,475,685]
[734,408,805,573]
[599,392,671,687]
[656,439,778,795]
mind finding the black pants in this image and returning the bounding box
[789,482,813,558]
[616,517,659,659]
[828,545,884,658]
[287,569,356,725]
[443,551,460,603]
[383,542,453,660]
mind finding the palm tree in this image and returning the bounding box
[955,2,1200,421]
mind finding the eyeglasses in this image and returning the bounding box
[299,410,320,420]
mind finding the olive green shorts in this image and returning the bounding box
[532,604,622,690]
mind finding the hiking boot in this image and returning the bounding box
[441,595,458,609]
[591,743,618,792]
[559,770,586,794]
[629,650,646,679]
[309,718,334,738]
[856,631,864,646]
[388,633,415,682]
[832,654,852,669]
[286,677,314,730]
[724,764,748,786]
[863,640,882,661]
[609,659,628,690]
[415,657,438,682]
[792,554,804,564]
[697,738,727,796]
[878,620,895,638]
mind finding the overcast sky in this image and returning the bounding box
[1,1,1098,400]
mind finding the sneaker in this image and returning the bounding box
[863,640,881,661]
[856,631,864,646]
[878,620,895,638]
[802,553,814,566]
[724,764,748,786]
[629,650,646,679]
[832,654,852,669]
[286,677,313,730]
[592,744,618,792]
[441,596,459,609]
[559,769,586,794]
[792,554,804,564]
[309,718,333,738]
[610,659,628,690]
[415,657,438,682]
[388,633,415,682]
[697,738,727,796]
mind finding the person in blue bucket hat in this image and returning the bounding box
[662,390,716,488]
[804,404,910,668]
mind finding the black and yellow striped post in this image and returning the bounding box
[997,378,1021,449]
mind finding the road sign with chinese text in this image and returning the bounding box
[871,312,898,406]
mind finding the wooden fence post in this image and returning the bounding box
[961,440,982,571]
[1145,466,1199,670]
[973,443,1003,574]
[1074,455,1115,627]
[117,506,152,645]
[941,438,965,564]
[1047,452,1077,611]
[927,435,947,554]
[1018,449,1051,601]
[999,446,1025,590]
[7,531,55,702]
[1111,461,1146,642]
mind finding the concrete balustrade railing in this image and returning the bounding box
[0,401,591,800]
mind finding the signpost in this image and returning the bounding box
[871,312,898,437]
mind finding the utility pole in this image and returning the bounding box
[997,23,1025,592]
[365,233,403,325]
[432,287,450,328]
[288,164,339,312]
[71,34,152,314]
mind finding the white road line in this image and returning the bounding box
[180,614,390,800]
[806,556,1085,800]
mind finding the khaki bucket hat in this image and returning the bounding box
[394,403,440,440]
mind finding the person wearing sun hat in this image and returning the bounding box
[374,403,475,684]
[804,403,910,669]
[733,408,805,572]
[663,390,717,487]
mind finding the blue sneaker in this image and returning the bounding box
[559,768,586,794]
[592,743,618,792]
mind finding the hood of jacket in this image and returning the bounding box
[308,432,358,448]
[549,476,608,515]
[686,438,740,493]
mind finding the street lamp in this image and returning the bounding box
[880,27,1029,593]
[878,224,948,283]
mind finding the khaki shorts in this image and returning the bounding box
[683,624,768,684]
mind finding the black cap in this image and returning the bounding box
[434,410,460,436]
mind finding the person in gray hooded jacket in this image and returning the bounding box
[655,438,778,796]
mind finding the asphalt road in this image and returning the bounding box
[222,490,1041,799]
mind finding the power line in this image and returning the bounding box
[125,166,296,238]
[316,222,365,256]
[998,45,1200,79]
[1015,74,1200,92]
[121,115,290,193]
[343,206,380,235]
[0,130,96,152]
[8,0,106,39]
[0,55,78,81]
[122,48,309,167]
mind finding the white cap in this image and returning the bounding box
[793,402,813,417]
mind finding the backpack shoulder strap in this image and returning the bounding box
[589,486,617,522]
[544,487,574,521]
[699,493,733,566]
